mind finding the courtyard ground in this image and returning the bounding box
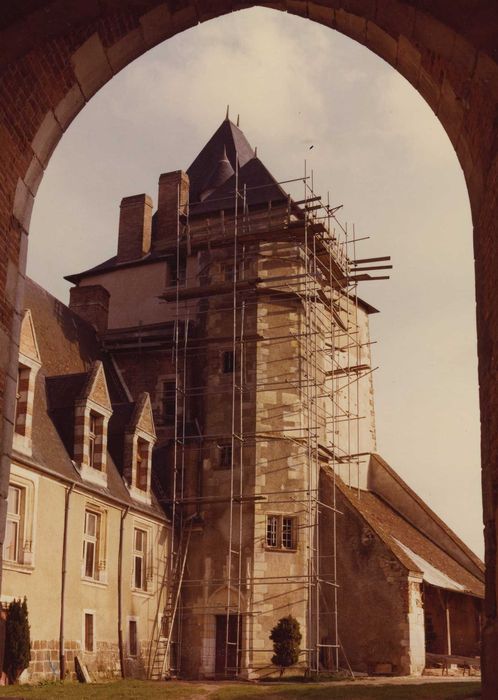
[0,677,481,700]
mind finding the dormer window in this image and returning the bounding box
[136,439,149,491]
[88,413,97,468]
[13,310,42,455]
[73,361,113,487]
[123,393,156,505]
[14,366,28,435]
[88,412,104,471]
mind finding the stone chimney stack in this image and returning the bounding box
[117,193,153,263]
[69,285,110,333]
[155,170,189,247]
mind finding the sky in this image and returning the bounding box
[27,8,482,556]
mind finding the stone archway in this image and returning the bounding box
[0,1,497,695]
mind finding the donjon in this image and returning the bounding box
[3,117,483,681]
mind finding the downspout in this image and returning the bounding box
[59,482,74,680]
[118,505,130,678]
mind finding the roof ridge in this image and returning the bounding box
[369,453,484,574]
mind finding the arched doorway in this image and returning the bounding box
[0,2,497,695]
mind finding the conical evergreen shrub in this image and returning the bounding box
[4,597,31,684]
[269,615,302,677]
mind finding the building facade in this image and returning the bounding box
[3,280,169,682]
[3,118,484,681]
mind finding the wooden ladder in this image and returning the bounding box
[149,520,193,680]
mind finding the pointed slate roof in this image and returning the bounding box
[187,120,290,217]
[187,118,255,203]
[191,155,288,216]
[66,119,291,282]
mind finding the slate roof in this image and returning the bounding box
[17,278,167,521]
[333,473,484,598]
[187,118,256,202]
[190,154,288,217]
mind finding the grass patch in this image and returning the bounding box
[0,680,205,699]
[211,682,480,700]
[0,680,480,700]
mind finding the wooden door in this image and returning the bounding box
[215,614,241,677]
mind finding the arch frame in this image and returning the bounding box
[0,1,497,694]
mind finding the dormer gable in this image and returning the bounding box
[14,309,42,455]
[19,309,41,365]
[80,360,112,412]
[123,393,156,505]
[74,361,113,487]
[132,393,156,441]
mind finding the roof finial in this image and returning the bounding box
[237,114,240,127]
[226,105,229,120]
[254,146,258,157]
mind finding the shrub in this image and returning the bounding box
[269,615,302,677]
[4,597,31,684]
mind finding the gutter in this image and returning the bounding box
[11,450,169,527]
[118,505,130,678]
[59,482,75,680]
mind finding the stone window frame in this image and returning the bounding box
[82,609,96,653]
[221,350,234,374]
[131,519,154,595]
[265,514,298,552]
[81,503,108,585]
[12,355,40,456]
[127,616,139,657]
[124,429,154,506]
[217,345,246,381]
[132,527,147,591]
[3,465,38,572]
[74,398,112,488]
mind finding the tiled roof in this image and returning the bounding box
[334,475,484,598]
[19,278,167,520]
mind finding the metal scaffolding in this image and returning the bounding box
[148,162,390,679]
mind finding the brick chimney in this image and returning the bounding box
[155,171,189,247]
[117,193,153,263]
[69,285,110,333]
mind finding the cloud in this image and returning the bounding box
[27,7,481,555]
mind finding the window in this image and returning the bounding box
[222,351,234,374]
[129,620,138,657]
[136,439,149,491]
[14,310,41,454]
[4,485,22,563]
[282,517,294,549]
[265,515,297,551]
[84,612,94,652]
[88,412,103,470]
[170,257,186,287]
[133,528,147,590]
[224,262,234,283]
[14,368,26,435]
[266,515,278,549]
[218,443,232,469]
[162,381,176,425]
[83,510,100,580]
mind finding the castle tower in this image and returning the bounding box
[66,117,378,678]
